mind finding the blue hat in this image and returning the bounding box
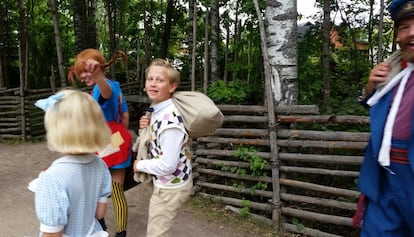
[388,0,414,23]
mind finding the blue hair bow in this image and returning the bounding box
[34,92,65,111]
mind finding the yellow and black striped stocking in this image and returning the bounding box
[111,181,128,233]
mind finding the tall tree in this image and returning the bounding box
[86,0,97,49]
[265,0,298,105]
[322,0,331,104]
[18,0,27,139]
[143,0,153,73]
[231,0,240,81]
[160,0,175,58]
[0,1,6,88]
[73,0,97,53]
[18,0,27,90]
[50,0,67,87]
[210,0,220,82]
[203,12,209,93]
[376,0,385,63]
[190,0,197,91]
[105,0,116,78]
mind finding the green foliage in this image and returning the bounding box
[207,80,261,104]
[239,207,250,218]
[239,199,251,218]
[219,146,268,193]
[235,146,267,177]
[298,22,373,115]
[291,218,306,231]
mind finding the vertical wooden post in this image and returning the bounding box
[253,0,281,231]
[18,43,26,141]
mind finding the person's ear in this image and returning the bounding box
[169,83,178,93]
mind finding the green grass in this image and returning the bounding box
[184,195,280,237]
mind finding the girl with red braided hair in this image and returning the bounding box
[70,49,131,237]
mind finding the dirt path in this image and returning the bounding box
[0,142,264,237]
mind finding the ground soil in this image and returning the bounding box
[0,142,278,237]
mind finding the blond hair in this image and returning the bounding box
[145,58,181,84]
[44,89,111,154]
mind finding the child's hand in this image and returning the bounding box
[84,59,101,75]
[139,115,150,129]
[133,159,139,173]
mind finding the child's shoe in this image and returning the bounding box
[115,231,126,237]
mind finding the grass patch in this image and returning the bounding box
[184,195,280,237]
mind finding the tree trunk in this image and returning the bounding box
[224,21,229,82]
[144,0,152,75]
[231,0,240,81]
[161,0,175,58]
[377,0,385,63]
[86,0,97,49]
[188,0,195,88]
[18,0,27,90]
[18,0,27,140]
[49,0,67,88]
[253,0,280,231]
[73,0,86,53]
[190,1,197,91]
[264,0,298,105]
[105,0,116,78]
[0,2,5,88]
[203,13,209,94]
[72,0,97,53]
[322,0,331,105]
[210,0,219,82]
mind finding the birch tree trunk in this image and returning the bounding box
[50,0,67,87]
[264,0,298,105]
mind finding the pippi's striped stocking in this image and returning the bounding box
[111,181,128,233]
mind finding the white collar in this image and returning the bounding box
[368,62,414,106]
[151,98,173,114]
[52,154,96,165]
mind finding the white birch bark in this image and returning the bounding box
[265,0,298,105]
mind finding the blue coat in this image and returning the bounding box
[358,87,414,202]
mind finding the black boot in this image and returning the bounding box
[98,218,107,231]
[115,231,126,237]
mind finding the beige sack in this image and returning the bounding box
[172,91,224,138]
[377,50,402,88]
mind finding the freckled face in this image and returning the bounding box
[398,16,414,63]
[79,70,95,86]
[145,65,177,104]
[77,59,101,86]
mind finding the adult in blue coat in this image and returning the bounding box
[357,0,414,236]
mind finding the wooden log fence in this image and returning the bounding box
[0,85,367,236]
[193,104,367,236]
